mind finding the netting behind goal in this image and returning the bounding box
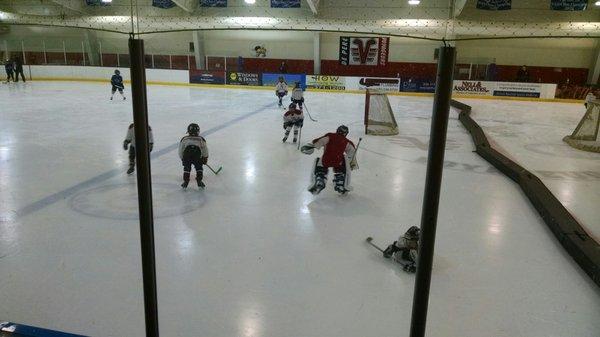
[563,101,600,153]
[364,90,399,136]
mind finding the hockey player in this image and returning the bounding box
[301,125,357,195]
[382,226,420,273]
[4,59,14,83]
[123,123,154,175]
[290,82,304,109]
[584,90,597,109]
[275,76,288,107]
[179,123,209,189]
[110,69,126,100]
[282,103,304,143]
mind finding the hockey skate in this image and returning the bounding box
[308,179,325,195]
[181,180,189,188]
[197,179,205,189]
[110,96,113,100]
[334,173,349,194]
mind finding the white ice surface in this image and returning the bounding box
[0,82,599,337]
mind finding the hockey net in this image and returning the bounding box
[364,90,399,136]
[563,101,600,153]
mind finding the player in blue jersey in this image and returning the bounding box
[110,69,126,100]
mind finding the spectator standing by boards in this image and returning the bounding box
[14,57,26,82]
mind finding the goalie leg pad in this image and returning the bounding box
[308,158,328,195]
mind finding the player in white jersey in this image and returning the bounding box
[282,103,304,143]
[179,123,209,189]
[290,82,304,109]
[275,76,288,107]
[382,226,420,273]
[584,91,597,109]
[123,123,154,174]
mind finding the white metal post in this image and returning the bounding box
[82,41,85,66]
[117,53,121,67]
[63,40,67,64]
[99,41,103,67]
[151,54,154,68]
[42,40,47,64]
[21,40,26,64]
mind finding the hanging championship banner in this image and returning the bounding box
[152,0,177,9]
[550,0,587,11]
[200,0,227,7]
[271,0,301,8]
[339,37,390,66]
[476,0,512,10]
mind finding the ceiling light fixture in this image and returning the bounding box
[408,0,420,5]
[101,0,113,3]
[245,0,256,4]
[595,1,600,6]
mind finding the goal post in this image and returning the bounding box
[563,100,600,153]
[364,90,399,136]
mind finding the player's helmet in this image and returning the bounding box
[336,125,349,136]
[278,76,284,81]
[294,81,300,87]
[187,123,200,135]
[289,103,297,110]
[405,226,420,241]
[114,69,120,75]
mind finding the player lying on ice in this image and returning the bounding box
[301,125,357,195]
[282,103,304,143]
[179,123,209,189]
[383,226,420,273]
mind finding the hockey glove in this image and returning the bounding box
[123,140,130,150]
[300,144,315,155]
[201,157,208,165]
[350,157,359,171]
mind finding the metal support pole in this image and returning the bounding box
[82,41,85,66]
[187,55,190,70]
[62,40,67,64]
[128,38,160,337]
[99,41,103,67]
[21,40,26,64]
[151,54,155,69]
[169,54,172,69]
[117,53,121,67]
[409,45,456,337]
[42,41,47,64]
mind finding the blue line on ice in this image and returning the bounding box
[13,102,276,219]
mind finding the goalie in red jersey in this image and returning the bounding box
[301,125,358,195]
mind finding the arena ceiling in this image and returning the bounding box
[0,0,599,40]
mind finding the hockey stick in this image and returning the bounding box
[302,103,318,122]
[366,237,385,253]
[206,164,222,175]
[350,137,362,170]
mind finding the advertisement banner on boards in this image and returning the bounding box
[401,78,436,93]
[189,70,226,85]
[452,80,548,98]
[345,76,400,92]
[200,0,227,7]
[226,72,262,86]
[339,36,390,66]
[262,73,306,89]
[305,75,346,90]
[271,0,300,8]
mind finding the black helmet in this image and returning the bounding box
[336,125,349,136]
[288,103,297,110]
[187,123,200,135]
[405,226,420,241]
[115,69,120,75]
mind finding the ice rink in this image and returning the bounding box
[1,82,599,337]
